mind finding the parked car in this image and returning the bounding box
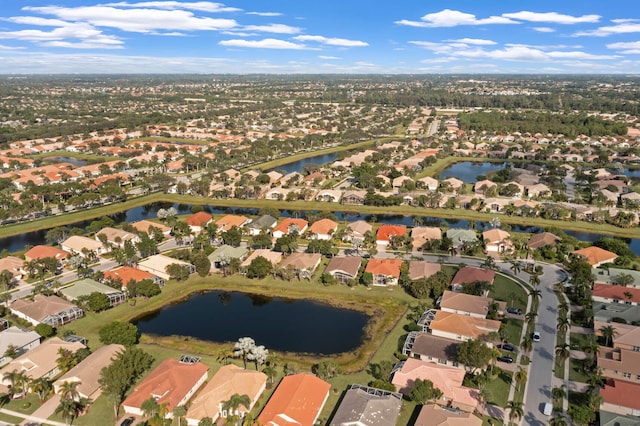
[533,331,541,342]
[120,417,135,426]
[499,343,515,352]
[497,355,514,364]
[506,307,522,315]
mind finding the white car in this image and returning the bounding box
[533,331,541,342]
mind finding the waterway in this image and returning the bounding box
[436,161,507,183]
[133,290,369,355]
[269,152,338,174]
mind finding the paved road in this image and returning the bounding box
[521,263,567,426]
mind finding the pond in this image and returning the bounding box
[44,156,89,167]
[437,161,507,183]
[269,152,338,174]
[133,290,369,355]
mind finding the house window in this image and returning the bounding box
[452,362,459,367]
[438,358,447,365]
[636,375,640,380]
[633,346,640,352]
[623,372,631,379]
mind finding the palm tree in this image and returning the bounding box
[557,301,569,317]
[173,405,187,426]
[586,371,605,389]
[529,288,542,305]
[234,337,256,370]
[3,370,28,398]
[549,414,569,426]
[58,381,80,402]
[262,365,276,388]
[510,260,522,275]
[599,324,619,347]
[525,311,537,327]
[514,367,528,392]
[222,393,251,426]
[55,398,78,426]
[507,400,524,423]
[555,343,570,364]
[552,384,566,405]
[556,316,570,335]
[30,377,53,402]
[521,335,533,355]
[529,273,541,287]
[582,335,600,362]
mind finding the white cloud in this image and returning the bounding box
[242,24,301,34]
[246,12,282,17]
[24,5,239,33]
[0,21,124,49]
[219,38,308,49]
[502,11,600,24]
[445,38,496,45]
[396,9,517,28]
[0,45,24,50]
[533,27,555,33]
[293,35,368,47]
[318,55,340,59]
[607,41,640,54]
[611,19,640,24]
[103,1,241,13]
[409,41,455,54]
[574,22,640,37]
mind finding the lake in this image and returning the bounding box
[133,290,369,355]
[269,152,338,174]
[436,161,507,183]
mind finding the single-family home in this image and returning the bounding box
[410,227,442,251]
[445,229,478,248]
[482,228,513,253]
[95,227,140,248]
[53,344,124,399]
[391,358,479,412]
[131,220,171,236]
[0,327,41,367]
[474,180,497,195]
[246,215,278,236]
[344,220,372,243]
[600,378,640,417]
[315,190,342,203]
[527,232,560,250]
[324,257,362,284]
[61,235,108,256]
[307,218,338,240]
[215,215,250,232]
[439,290,505,319]
[593,284,640,306]
[573,247,618,267]
[417,176,439,191]
[59,278,126,307]
[0,256,25,281]
[122,358,209,418]
[272,218,309,239]
[442,177,464,193]
[329,384,402,426]
[137,254,195,281]
[414,404,482,426]
[184,212,213,235]
[10,295,83,326]
[0,337,85,384]
[240,249,283,268]
[408,261,441,281]
[376,225,407,247]
[402,332,462,371]
[208,245,249,269]
[257,373,330,426]
[341,190,367,205]
[24,245,70,263]
[103,266,165,289]
[185,364,267,426]
[365,259,403,286]
[279,253,323,280]
[450,267,495,292]
[425,310,501,343]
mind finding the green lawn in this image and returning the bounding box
[0,412,24,424]
[570,332,590,350]
[500,318,524,347]
[2,393,41,415]
[489,275,528,312]
[568,358,591,383]
[483,415,504,426]
[485,370,513,407]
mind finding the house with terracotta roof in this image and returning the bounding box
[184,212,213,234]
[344,220,372,242]
[573,246,618,267]
[527,232,560,250]
[257,373,330,426]
[408,261,441,281]
[61,235,108,256]
[103,266,165,289]
[131,220,171,236]
[324,256,362,284]
[307,218,338,240]
[598,327,640,385]
[365,259,403,286]
[391,358,479,412]
[53,344,124,399]
[402,332,463,371]
[439,291,506,319]
[279,253,322,280]
[215,214,250,232]
[450,267,495,293]
[0,337,85,384]
[593,284,640,306]
[414,404,482,426]
[240,250,283,268]
[122,358,209,418]
[24,245,70,263]
[375,224,407,247]
[95,227,140,249]
[482,228,513,253]
[424,310,501,344]
[0,327,41,367]
[272,218,309,239]
[600,378,640,417]
[329,384,402,426]
[137,254,195,281]
[0,256,25,281]
[411,227,442,251]
[10,295,83,327]
[185,364,267,425]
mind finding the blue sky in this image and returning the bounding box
[0,0,639,74]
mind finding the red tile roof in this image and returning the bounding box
[185,212,213,227]
[273,218,309,235]
[451,266,495,286]
[257,373,330,426]
[24,245,70,261]
[365,258,403,278]
[103,266,155,286]
[601,378,640,410]
[593,284,640,304]
[308,218,338,235]
[376,225,407,242]
[573,246,618,266]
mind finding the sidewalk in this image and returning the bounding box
[22,394,61,426]
[0,405,66,426]
[569,325,592,334]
